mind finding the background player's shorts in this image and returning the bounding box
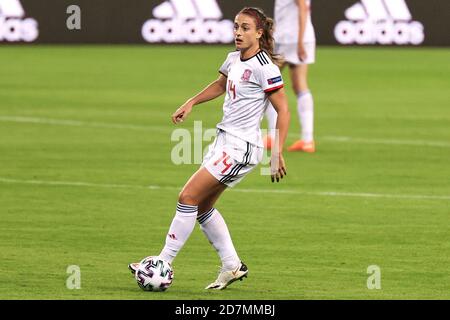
[202,129,263,188]
[275,42,316,65]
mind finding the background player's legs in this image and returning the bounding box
[159,167,227,263]
[288,63,315,152]
[197,188,241,271]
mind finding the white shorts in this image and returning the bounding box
[202,129,263,187]
[275,42,316,65]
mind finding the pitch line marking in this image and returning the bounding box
[0,115,164,132]
[321,136,450,148]
[1,115,450,148]
[1,177,449,201]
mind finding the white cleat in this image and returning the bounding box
[205,262,248,290]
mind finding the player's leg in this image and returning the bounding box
[197,189,240,272]
[197,190,248,290]
[157,167,227,264]
[287,62,315,152]
[129,168,224,275]
[196,136,261,289]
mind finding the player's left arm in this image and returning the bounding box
[297,0,308,61]
[268,88,290,182]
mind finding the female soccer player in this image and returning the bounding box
[264,0,316,153]
[129,7,290,290]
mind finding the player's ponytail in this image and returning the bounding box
[239,7,283,66]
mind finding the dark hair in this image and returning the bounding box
[238,7,283,66]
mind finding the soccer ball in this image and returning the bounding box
[134,256,174,292]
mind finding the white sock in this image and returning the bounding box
[265,103,278,140]
[298,90,314,142]
[198,208,240,271]
[159,202,198,264]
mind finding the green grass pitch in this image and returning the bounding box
[0,45,449,299]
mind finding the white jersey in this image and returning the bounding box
[217,51,284,148]
[274,0,316,44]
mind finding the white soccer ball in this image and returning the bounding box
[134,256,174,292]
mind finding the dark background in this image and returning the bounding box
[6,0,450,45]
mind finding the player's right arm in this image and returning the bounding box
[171,74,227,124]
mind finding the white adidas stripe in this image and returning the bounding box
[362,0,389,21]
[1,177,449,201]
[0,0,25,18]
[347,0,412,21]
[383,0,412,20]
[153,0,222,20]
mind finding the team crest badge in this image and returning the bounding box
[241,69,252,81]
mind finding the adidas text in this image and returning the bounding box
[142,0,233,43]
[334,0,424,45]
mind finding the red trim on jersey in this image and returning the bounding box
[264,84,284,93]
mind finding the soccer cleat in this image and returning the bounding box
[128,262,140,276]
[287,140,315,153]
[263,135,273,150]
[205,262,248,290]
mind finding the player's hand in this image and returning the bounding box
[270,152,287,183]
[298,44,307,62]
[171,101,194,124]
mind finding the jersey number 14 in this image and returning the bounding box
[228,80,236,99]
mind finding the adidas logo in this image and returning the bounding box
[141,0,234,43]
[334,0,424,45]
[0,0,38,42]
